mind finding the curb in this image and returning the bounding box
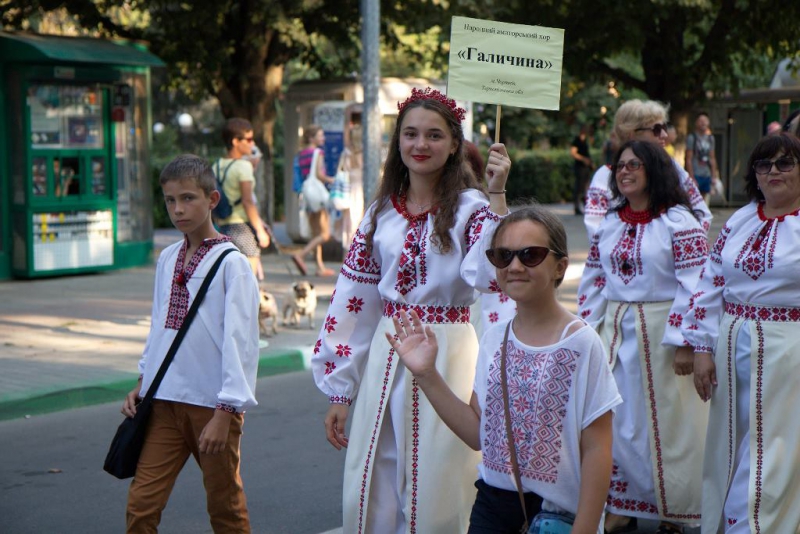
[0,348,305,422]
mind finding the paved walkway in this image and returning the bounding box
[0,223,337,420]
[0,204,735,422]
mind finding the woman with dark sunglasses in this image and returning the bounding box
[578,140,709,534]
[583,100,712,243]
[683,133,800,533]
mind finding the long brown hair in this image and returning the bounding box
[365,97,485,253]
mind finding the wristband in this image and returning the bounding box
[488,190,507,194]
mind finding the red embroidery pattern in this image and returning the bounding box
[713,275,725,287]
[585,185,610,218]
[710,225,732,265]
[608,303,626,365]
[357,346,395,533]
[329,395,352,405]
[383,300,470,324]
[498,292,510,303]
[464,205,501,252]
[725,318,740,483]
[727,517,738,526]
[672,228,709,269]
[585,233,601,268]
[489,312,499,323]
[347,297,365,313]
[489,279,502,293]
[165,237,231,330]
[343,228,381,285]
[610,223,643,285]
[482,340,579,483]
[396,220,426,295]
[734,221,774,280]
[324,361,336,374]
[681,174,704,208]
[668,313,682,327]
[215,402,238,414]
[313,339,322,354]
[324,315,338,333]
[753,321,765,533]
[410,381,420,533]
[637,304,701,520]
[335,344,352,357]
[607,463,658,514]
[594,275,606,288]
[724,301,800,322]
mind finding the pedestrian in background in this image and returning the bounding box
[312,87,511,533]
[123,154,259,533]
[214,118,271,277]
[685,111,719,207]
[333,124,365,248]
[578,141,709,534]
[570,124,593,215]
[292,125,336,277]
[686,133,800,533]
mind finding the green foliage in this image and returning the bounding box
[507,150,575,204]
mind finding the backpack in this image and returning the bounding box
[292,154,304,193]
[212,160,240,220]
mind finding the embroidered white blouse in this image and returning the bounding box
[577,205,709,347]
[473,321,622,513]
[138,239,260,412]
[682,202,800,353]
[311,189,503,405]
[583,163,712,242]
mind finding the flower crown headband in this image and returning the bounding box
[397,87,466,123]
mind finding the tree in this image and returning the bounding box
[439,0,798,134]
[2,0,416,221]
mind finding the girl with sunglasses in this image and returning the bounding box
[683,133,800,533]
[388,205,621,534]
[578,140,709,534]
[311,87,512,533]
[583,100,711,243]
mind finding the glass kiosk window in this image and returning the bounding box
[29,85,104,149]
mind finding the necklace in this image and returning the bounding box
[406,195,434,212]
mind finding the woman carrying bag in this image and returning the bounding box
[293,125,336,277]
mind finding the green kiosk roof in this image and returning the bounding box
[0,31,164,67]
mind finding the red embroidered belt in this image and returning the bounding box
[724,300,800,322]
[382,300,470,324]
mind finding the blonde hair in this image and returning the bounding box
[613,99,669,142]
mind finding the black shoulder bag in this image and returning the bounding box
[103,248,235,479]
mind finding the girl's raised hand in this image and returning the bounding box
[385,310,438,378]
[484,143,511,192]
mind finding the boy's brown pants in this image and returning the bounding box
[126,400,250,533]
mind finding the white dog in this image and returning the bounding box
[258,289,279,337]
[282,281,317,329]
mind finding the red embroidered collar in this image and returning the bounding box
[757,201,800,222]
[618,204,655,225]
[392,194,437,222]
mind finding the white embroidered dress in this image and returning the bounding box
[682,202,800,533]
[312,189,502,534]
[577,205,709,522]
[474,320,621,521]
[583,162,711,242]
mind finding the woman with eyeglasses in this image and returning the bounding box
[578,140,709,534]
[683,133,800,533]
[584,99,712,243]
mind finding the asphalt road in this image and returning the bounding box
[0,370,345,534]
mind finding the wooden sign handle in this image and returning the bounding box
[495,105,502,144]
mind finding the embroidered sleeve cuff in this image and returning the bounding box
[329,395,353,406]
[693,346,714,354]
[215,402,241,414]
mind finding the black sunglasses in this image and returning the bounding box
[753,157,797,175]
[634,123,668,136]
[485,246,554,269]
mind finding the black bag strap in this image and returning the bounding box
[215,160,241,205]
[140,248,236,404]
[500,320,530,533]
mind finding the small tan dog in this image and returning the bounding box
[258,289,279,337]
[283,281,317,329]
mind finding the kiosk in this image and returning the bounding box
[0,32,163,279]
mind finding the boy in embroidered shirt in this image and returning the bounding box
[120,154,260,533]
